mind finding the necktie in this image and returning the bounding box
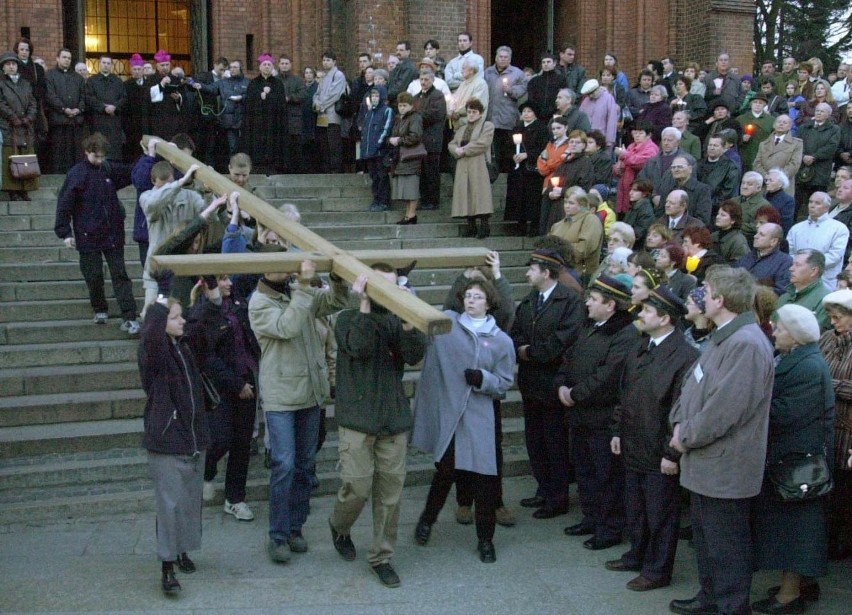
[669,219,676,229]
[648,340,656,351]
[775,136,781,145]
[535,292,544,315]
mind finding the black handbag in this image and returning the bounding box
[767,452,833,502]
[399,142,427,162]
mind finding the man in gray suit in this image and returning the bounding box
[668,266,774,615]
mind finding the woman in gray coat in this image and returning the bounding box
[411,278,515,563]
[752,305,835,614]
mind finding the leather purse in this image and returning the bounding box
[767,451,833,502]
[9,154,40,180]
[399,142,427,162]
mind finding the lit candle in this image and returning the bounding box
[502,76,508,96]
[364,95,371,109]
[551,177,560,188]
[512,133,522,169]
[744,123,755,136]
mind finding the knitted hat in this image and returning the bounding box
[688,286,707,313]
[153,49,171,63]
[129,53,145,67]
[740,74,753,83]
[592,184,610,201]
[775,304,820,345]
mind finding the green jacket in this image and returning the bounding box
[775,279,831,332]
[334,308,426,436]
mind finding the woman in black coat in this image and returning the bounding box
[0,52,38,200]
[751,305,835,614]
[504,103,549,237]
[139,295,211,594]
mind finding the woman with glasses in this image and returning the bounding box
[411,278,516,563]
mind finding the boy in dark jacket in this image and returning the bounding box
[54,132,140,334]
[360,85,393,211]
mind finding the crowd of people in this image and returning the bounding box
[5,29,849,614]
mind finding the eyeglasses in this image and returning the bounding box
[463,293,486,301]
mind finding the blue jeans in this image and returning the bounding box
[266,407,321,542]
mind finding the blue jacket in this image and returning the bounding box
[735,247,792,295]
[359,85,393,160]
[139,302,211,456]
[54,159,133,253]
[766,189,796,236]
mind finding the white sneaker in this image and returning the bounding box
[202,481,215,502]
[120,319,141,336]
[93,312,108,324]
[224,500,254,521]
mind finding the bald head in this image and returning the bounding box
[753,222,782,253]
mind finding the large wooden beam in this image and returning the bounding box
[141,136,489,335]
[150,248,491,276]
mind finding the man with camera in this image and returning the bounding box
[148,49,191,140]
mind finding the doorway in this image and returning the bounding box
[491,0,552,71]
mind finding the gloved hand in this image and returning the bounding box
[464,369,483,388]
[202,275,218,290]
[396,260,417,278]
[153,269,174,297]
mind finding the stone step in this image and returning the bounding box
[0,391,525,456]
[0,446,530,525]
[0,362,142,397]
[0,261,142,282]
[0,339,137,369]
[0,417,527,494]
[0,279,145,302]
[0,389,147,428]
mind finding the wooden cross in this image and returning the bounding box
[142,137,490,335]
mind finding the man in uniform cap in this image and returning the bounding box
[510,249,587,519]
[555,276,640,549]
[607,286,699,591]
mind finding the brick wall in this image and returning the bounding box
[2,0,64,66]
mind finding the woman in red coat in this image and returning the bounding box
[613,120,659,215]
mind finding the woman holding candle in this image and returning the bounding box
[681,226,724,284]
[535,116,571,234]
[504,103,549,237]
[541,130,594,232]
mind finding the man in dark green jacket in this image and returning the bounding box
[328,263,426,588]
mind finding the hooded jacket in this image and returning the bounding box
[359,85,393,160]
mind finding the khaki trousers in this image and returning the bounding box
[330,426,408,565]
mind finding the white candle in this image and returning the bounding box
[512,133,522,169]
[502,76,508,96]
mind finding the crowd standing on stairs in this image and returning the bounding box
[3,30,850,614]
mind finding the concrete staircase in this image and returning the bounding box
[0,172,538,524]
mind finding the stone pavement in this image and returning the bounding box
[1,476,849,615]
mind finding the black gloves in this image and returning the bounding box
[153,269,174,296]
[464,369,483,388]
[202,275,218,290]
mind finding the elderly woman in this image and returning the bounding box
[451,98,495,239]
[550,187,604,283]
[411,278,515,563]
[590,221,636,283]
[820,289,852,562]
[139,292,211,593]
[613,120,660,215]
[637,85,672,144]
[243,54,285,174]
[752,305,834,614]
[765,168,797,235]
[504,103,550,237]
[684,286,714,352]
[711,200,750,264]
[451,59,489,131]
[541,129,594,232]
[0,51,38,200]
[682,226,725,284]
[389,92,423,225]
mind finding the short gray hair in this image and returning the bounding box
[661,126,682,141]
[742,171,764,185]
[650,85,668,100]
[767,168,790,190]
[559,88,576,103]
[795,248,826,275]
[495,45,512,57]
[608,222,636,248]
[461,58,479,73]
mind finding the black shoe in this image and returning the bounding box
[371,562,401,588]
[669,597,718,614]
[161,568,181,593]
[264,448,272,469]
[605,558,640,572]
[520,496,546,508]
[564,522,595,536]
[583,536,621,550]
[414,519,432,546]
[462,219,477,237]
[396,215,417,225]
[768,582,820,602]
[532,505,569,519]
[329,518,356,561]
[751,596,805,614]
[19,192,31,201]
[176,552,196,573]
[477,219,490,239]
[477,539,496,563]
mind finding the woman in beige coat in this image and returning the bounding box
[550,187,604,283]
[450,98,494,239]
[0,52,39,200]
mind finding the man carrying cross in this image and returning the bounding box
[249,257,351,562]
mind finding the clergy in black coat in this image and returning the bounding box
[123,62,150,162]
[243,71,286,175]
[85,59,127,160]
[44,56,86,173]
[611,287,699,586]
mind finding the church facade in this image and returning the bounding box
[4,0,754,79]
